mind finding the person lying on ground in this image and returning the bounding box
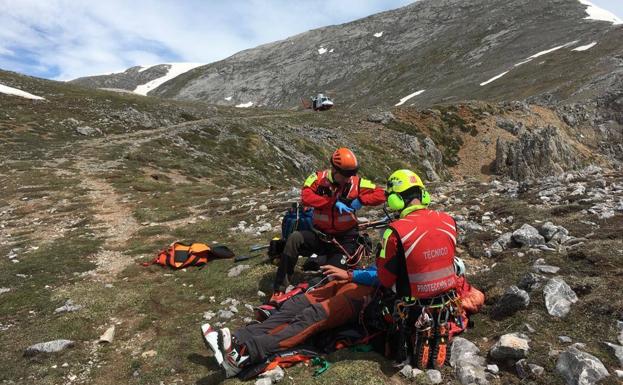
[201,267,379,378]
[272,147,385,296]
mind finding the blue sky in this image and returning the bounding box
[0,0,621,81]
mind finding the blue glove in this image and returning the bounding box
[335,201,354,214]
[350,198,363,211]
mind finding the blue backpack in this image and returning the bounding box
[281,202,314,239]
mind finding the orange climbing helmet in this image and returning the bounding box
[330,148,359,175]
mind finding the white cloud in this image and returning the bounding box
[0,0,415,80]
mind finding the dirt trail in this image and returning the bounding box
[74,158,140,280]
[73,112,299,148]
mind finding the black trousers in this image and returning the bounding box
[273,230,358,291]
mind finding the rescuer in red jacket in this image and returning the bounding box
[272,147,386,293]
[376,169,458,299]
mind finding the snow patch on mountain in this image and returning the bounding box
[134,63,204,96]
[235,102,253,108]
[374,31,384,37]
[0,84,45,100]
[318,47,328,55]
[483,41,579,85]
[480,71,510,86]
[572,41,597,51]
[395,90,425,106]
[578,0,622,24]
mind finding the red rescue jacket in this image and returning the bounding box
[376,208,458,299]
[301,170,385,234]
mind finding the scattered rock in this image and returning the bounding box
[490,232,514,254]
[0,287,10,295]
[556,347,609,385]
[54,299,83,314]
[457,220,484,233]
[486,364,499,374]
[603,342,623,367]
[426,369,442,384]
[399,364,423,379]
[98,325,115,343]
[516,359,544,378]
[615,370,623,379]
[491,286,530,319]
[203,311,216,320]
[544,277,578,318]
[490,333,530,362]
[518,272,544,292]
[617,320,623,345]
[259,366,284,383]
[255,378,272,385]
[24,340,74,356]
[539,222,570,243]
[559,336,573,343]
[75,126,102,136]
[367,111,395,124]
[524,323,536,333]
[512,224,545,247]
[141,350,157,358]
[533,263,561,274]
[218,310,234,319]
[227,264,251,277]
[450,337,489,385]
[530,364,545,376]
[257,290,266,298]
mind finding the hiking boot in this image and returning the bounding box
[200,323,223,365]
[219,327,249,378]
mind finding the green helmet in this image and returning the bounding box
[386,169,430,211]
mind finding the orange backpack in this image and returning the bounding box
[145,242,234,269]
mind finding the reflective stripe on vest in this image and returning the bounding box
[408,265,455,283]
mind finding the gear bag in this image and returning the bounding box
[144,242,234,269]
[281,202,314,239]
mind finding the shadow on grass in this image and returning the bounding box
[188,352,225,385]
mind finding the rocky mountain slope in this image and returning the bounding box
[127,0,621,111]
[2,55,623,385]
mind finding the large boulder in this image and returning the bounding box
[512,224,545,247]
[490,333,530,362]
[543,277,578,318]
[556,347,609,385]
[491,286,530,319]
[450,337,489,385]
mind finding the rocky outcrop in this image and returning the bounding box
[492,126,583,181]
